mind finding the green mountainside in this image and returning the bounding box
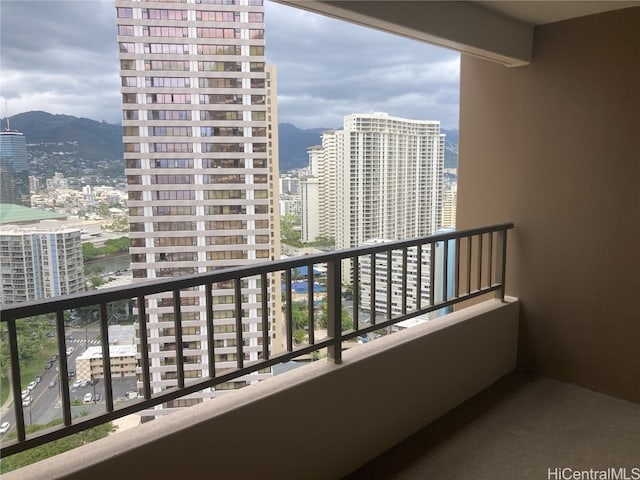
[2,111,457,181]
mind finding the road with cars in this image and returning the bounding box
[0,325,137,438]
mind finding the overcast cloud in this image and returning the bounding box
[0,0,459,130]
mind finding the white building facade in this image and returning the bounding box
[116,0,280,409]
[0,221,84,304]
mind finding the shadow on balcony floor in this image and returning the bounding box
[345,372,640,480]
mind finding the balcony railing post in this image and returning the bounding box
[326,259,342,364]
[495,228,508,302]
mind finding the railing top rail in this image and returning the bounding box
[0,223,513,321]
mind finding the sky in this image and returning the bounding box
[0,0,460,130]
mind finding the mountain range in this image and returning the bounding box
[1,111,457,181]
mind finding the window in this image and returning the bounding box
[201,110,242,121]
[151,174,194,184]
[147,110,192,121]
[197,45,240,55]
[117,8,133,18]
[201,143,243,153]
[198,62,241,72]
[154,222,196,232]
[146,77,189,88]
[202,158,244,168]
[149,143,192,152]
[152,190,195,200]
[145,61,190,71]
[143,26,189,37]
[154,237,197,247]
[118,25,134,36]
[152,206,196,216]
[197,28,240,39]
[144,43,189,55]
[149,126,192,137]
[154,159,193,168]
[249,46,264,56]
[250,62,265,72]
[196,11,239,22]
[198,78,242,88]
[204,190,246,200]
[142,9,188,20]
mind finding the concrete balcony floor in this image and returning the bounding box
[347,372,640,479]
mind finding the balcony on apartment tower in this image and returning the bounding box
[1,2,638,478]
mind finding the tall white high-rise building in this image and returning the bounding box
[304,112,444,305]
[116,0,280,409]
[0,220,84,304]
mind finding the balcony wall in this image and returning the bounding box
[6,298,518,480]
[457,8,640,402]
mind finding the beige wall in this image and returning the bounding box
[458,8,640,402]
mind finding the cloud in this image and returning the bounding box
[0,0,459,129]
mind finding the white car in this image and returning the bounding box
[21,390,30,400]
[0,422,10,434]
[27,381,37,391]
[22,396,33,407]
[72,380,82,388]
[83,392,93,403]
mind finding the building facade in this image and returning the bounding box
[0,130,30,207]
[115,0,280,408]
[0,220,84,304]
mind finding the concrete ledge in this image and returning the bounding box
[6,298,519,480]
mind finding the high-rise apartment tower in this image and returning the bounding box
[0,129,30,206]
[115,0,280,410]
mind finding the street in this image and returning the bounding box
[0,325,138,438]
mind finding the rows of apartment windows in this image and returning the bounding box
[121,77,266,88]
[117,25,264,39]
[123,143,267,153]
[122,110,267,121]
[122,127,266,137]
[116,8,263,22]
[125,158,267,169]
[122,92,265,103]
[119,44,264,56]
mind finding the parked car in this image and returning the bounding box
[0,422,10,434]
[27,381,37,391]
[51,354,58,362]
[66,346,75,356]
[94,393,101,402]
[44,362,52,370]
[72,380,82,388]
[83,392,93,403]
[48,380,57,388]
[35,375,42,384]
[21,390,29,400]
[22,396,33,407]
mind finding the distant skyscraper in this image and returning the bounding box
[115,0,281,409]
[0,129,30,206]
[0,220,84,304]
[304,112,444,303]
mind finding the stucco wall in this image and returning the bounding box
[458,8,640,402]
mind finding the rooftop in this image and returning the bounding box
[0,204,66,225]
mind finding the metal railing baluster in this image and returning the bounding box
[137,295,151,401]
[261,273,269,360]
[308,264,314,345]
[386,250,392,320]
[173,289,185,389]
[285,268,293,352]
[7,318,25,441]
[99,302,114,411]
[234,278,243,369]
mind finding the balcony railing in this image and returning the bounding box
[0,223,513,458]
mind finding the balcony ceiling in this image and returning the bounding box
[477,1,639,25]
[277,1,639,66]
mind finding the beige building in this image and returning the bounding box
[75,345,138,382]
[116,0,281,407]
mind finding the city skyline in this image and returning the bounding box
[0,0,460,130]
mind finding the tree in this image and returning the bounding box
[316,298,353,331]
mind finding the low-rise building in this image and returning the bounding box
[75,345,137,382]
